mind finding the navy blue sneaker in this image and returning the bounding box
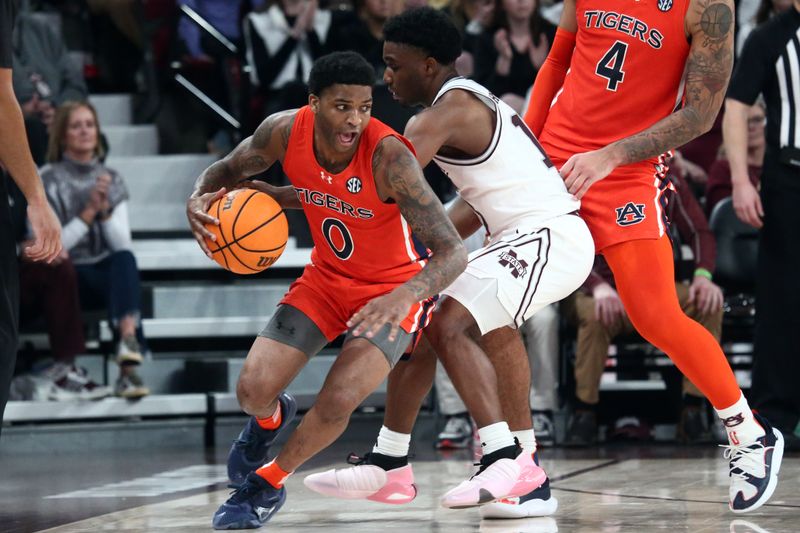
[479,452,558,518]
[212,472,286,530]
[726,413,784,513]
[228,393,298,485]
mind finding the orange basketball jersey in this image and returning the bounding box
[282,106,428,284]
[539,0,691,166]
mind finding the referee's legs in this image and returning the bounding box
[0,241,19,441]
[750,160,800,435]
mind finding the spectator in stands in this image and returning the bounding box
[564,171,725,446]
[441,0,495,77]
[472,0,554,113]
[42,101,149,399]
[5,173,111,401]
[244,0,337,116]
[12,10,88,130]
[329,0,392,79]
[706,100,765,217]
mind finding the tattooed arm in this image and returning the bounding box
[348,136,468,341]
[187,110,299,255]
[560,0,734,199]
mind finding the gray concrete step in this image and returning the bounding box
[104,125,159,156]
[152,283,291,319]
[90,94,133,126]
[105,154,217,233]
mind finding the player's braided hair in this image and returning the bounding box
[308,51,375,96]
[384,7,463,65]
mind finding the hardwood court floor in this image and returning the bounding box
[3,439,797,533]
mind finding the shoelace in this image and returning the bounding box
[227,478,263,504]
[720,441,770,481]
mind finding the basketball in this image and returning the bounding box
[204,188,288,274]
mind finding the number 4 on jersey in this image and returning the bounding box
[596,41,628,91]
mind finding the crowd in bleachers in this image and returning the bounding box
[4,0,796,451]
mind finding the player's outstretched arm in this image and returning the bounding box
[605,0,734,166]
[187,110,299,256]
[348,136,467,341]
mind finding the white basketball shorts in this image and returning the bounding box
[442,213,594,335]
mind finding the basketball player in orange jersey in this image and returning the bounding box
[186,52,468,530]
[302,7,592,517]
[523,0,783,513]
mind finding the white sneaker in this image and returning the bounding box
[41,364,112,401]
[725,413,784,513]
[116,336,143,365]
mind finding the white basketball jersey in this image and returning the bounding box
[431,77,579,238]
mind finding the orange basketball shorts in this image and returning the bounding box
[550,155,674,252]
[280,262,436,341]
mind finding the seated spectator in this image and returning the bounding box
[41,101,149,399]
[5,172,110,401]
[329,0,392,79]
[244,0,336,116]
[12,10,88,130]
[472,0,554,112]
[706,100,766,217]
[563,172,725,446]
[441,0,495,77]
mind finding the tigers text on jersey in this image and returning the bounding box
[431,77,579,238]
[282,106,428,284]
[539,0,691,166]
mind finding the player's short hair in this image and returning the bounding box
[383,7,462,65]
[308,52,375,96]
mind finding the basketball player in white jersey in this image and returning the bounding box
[303,7,594,515]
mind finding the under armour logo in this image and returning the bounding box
[320,171,332,184]
[498,250,528,279]
[615,202,646,226]
[723,413,746,428]
[275,321,296,336]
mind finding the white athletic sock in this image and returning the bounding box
[715,392,766,445]
[512,429,537,456]
[478,421,516,455]
[372,425,411,458]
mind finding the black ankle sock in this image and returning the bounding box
[367,452,408,471]
[479,443,520,467]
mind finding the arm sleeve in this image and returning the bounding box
[62,217,90,251]
[101,200,133,251]
[523,27,576,137]
[726,29,768,105]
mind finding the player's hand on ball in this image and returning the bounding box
[348,286,416,342]
[560,148,618,199]
[187,187,227,257]
[242,179,280,198]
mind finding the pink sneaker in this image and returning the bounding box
[440,458,520,509]
[506,451,547,498]
[304,463,417,504]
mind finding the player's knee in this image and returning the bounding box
[236,372,267,414]
[315,387,359,425]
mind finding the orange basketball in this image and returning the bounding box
[204,189,289,274]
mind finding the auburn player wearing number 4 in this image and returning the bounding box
[524,0,783,513]
[302,8,593,516]
[186,51,467,530]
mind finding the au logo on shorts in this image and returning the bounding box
[498,249,528,279]
[615,202,646,226]
[346,176,362,194]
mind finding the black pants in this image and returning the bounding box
[751,150,800,433]
[0,177,20,440]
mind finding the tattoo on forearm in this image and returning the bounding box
[610,0,733,166]
[378,140,466,300]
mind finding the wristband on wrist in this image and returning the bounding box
[694,267,713,280]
